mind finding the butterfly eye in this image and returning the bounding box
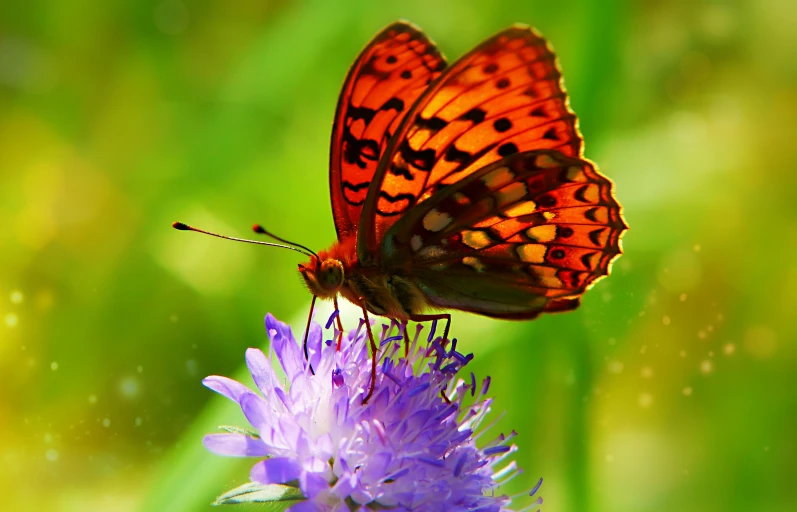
[319,259,345,290]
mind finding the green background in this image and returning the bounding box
[1,0,795,511]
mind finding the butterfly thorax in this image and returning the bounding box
[299,237,427,320]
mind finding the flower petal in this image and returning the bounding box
[286,501,322,512]
[266,313,304,379]
[305,322,323,371]
[299,471,330,499]
[202,376,253,403]
[251,457,302,485]
[203,433,270,457]
[245,348,284,402]
[240,391,271,431]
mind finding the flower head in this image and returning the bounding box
[203,313,539,511]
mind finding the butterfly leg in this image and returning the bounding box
[333,296,344,351]
[400,319,410,358]
[408,313,452,344]
[303,295,317,375]
[360,305,378,404]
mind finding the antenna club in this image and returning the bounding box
[252,224,267,234]
[173,221,190,231]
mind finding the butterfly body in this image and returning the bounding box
[300,238,428,320]
[302,21,626,334]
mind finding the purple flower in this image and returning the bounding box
[203,313,541,511]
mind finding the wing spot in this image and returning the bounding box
[584,207,601,222]
[462,256,487,272]
[581,252,596,269]
[559,226,574,238]
[461,108,486,123]
[386,55,397,64]
[381,97,405,112]
[550,249,566,260]
[496,181,527,206]
[535,154,559,168]
[400,141,436,171]
[517,244,547,263]
[444,145,473,164]
[493,118,512,132]
[566,165,588,182]
[401,69,412,79]
[417,116,447,131]
[505,200,537,217]
[575,184,599,203]
[462,230,492,249]
[422,209,453,232]
[410,235,423,252]
[526,224,557,242]
[496,78,510,89]
[498,142,519,157]
[530,106,546,117]
[390,164,414,180]
[542,127,558,140]
[588,228,604,246]
[481,166,514,189]
[483,63,499,74]
[538,195,557,208]
[543,211,556,220]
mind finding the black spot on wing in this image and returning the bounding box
[377,190,417,216]
[461,108,486,124]
[574,185,590,203]
[497,142,518,157]
[416,116,447,131]
[342,180,370,205]
[390,164,415,181]
[529,106,546,117]
[584,207,600,222]
[542,127,558,140]
[347,105,376,124]
[399,140,435,171]
[444,145,473,165]
[559,226,574,238]
[381,97,405,113]
[343,131,379,168]
[588,228,604,246]
[493,118,512,132]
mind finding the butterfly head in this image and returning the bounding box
[299,256,345,299]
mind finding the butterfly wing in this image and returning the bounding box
[382,150,626,319]
[359,25,581,261]
[329,21,447,240]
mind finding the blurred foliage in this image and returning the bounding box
[1,0,796,511]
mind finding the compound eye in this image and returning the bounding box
[319,260,344,290]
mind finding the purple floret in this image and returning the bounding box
[202,312,538,511]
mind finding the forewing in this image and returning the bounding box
[383,150,627,318]
[329,21,447,240]
[359,25,580,258]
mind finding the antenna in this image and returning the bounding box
[172,221,314,258]
[252,224,318,259]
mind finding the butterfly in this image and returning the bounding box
[175,21,626,403]
[298,21,626,397]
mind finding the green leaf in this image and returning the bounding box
[213,482,304,507]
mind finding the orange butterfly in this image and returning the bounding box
[176,21,627,402]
